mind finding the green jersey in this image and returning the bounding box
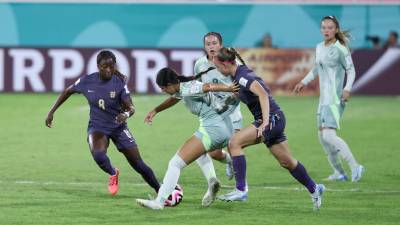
[172,80,225,125]
[194,56,243,124]
[302,40,356,111]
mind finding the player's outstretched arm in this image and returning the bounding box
[144,97,180,125]
[202,81,239,93]
[45,85,75,128]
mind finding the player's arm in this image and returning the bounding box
[202,81,239,93]
[116,96,135,124]
[340,49,356,102]
[45,85,76,128]
[144,97,180,125]
[294,46,318,94]
[249,81,270,138]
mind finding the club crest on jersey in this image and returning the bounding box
[109,91,116,98]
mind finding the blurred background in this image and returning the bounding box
[0,0,399,95]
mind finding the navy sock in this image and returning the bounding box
[232,155,247,191]
[91,151,115,176]
[289,162,316,193]
[130,159,160,193]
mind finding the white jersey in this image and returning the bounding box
[302,40,356,112]
[194,56,243,123]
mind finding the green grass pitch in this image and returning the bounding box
[0,94,399,225]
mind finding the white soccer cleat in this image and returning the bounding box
[225,162,234,180]
[218,188,248,202]
[311,184,325,210]
[136,198,164,210]
[351,165,365,182]
[323,173,348,181]
[202,178,220,207]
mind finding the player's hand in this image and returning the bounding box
[116,112,129,124]
[45,113,54,128]
[341,90,351,102]
[144,110,157,125]
[229,81,240,93]
[293,82,305,94]
[257,120,269,138]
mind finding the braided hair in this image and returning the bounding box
[156,67,216,87]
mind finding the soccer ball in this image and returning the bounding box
[164,184,183,207]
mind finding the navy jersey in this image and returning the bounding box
[71,72,131,132]
[234,65,281,120]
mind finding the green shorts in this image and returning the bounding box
[317,102,346,129]
[194,117,234,152]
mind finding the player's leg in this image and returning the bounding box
[112,127,160,193]
[321,128,363,182]
[320,105,363,182]
[88,131,118,195]
[137,136,206,210]
[88,131,115,175]
[269,141,325,210]
[318,129,347,181]
[218,124,260,201]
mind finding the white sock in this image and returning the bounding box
[318,131,345,175]
[196,153,217,185]
[322,129,359,171]
[156,154,187,204]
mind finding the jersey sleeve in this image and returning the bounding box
[301,45,319,85]
[120,83,131,101]
[179,80,204,96]
[339,47,356,91]
[71,76,86,93]
[237,72,256,90]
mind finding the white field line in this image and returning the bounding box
[2,180,400,194]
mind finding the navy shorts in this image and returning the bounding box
[253,111,287,148]
[88,125,137,151]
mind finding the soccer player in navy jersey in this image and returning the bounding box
[45,50,160,196]
[212,47,325,210]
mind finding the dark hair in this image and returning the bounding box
[216,47,246,66]
[97,50,116,64]
[203,32,223,45]
[322,16,350,46]
[156,67,216,87]
[97,50,127,81]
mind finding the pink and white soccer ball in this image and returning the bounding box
[164,184,183,207]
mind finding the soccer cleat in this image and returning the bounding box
[311,184,325,210]
[136,199,164,210]
[108,168,119,195]
[225,161,234,180]
[323,173,348,181]
[218,188,248,202]
[202,178,221,207]
[351,165,365,182]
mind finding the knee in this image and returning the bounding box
[278,157,297,170]
[91,150,107,160]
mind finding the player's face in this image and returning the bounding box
[321,19,338,42]
[159,84,178,95]
[98,58,116,80]
[212,58,230,76]
[204,35,222,59]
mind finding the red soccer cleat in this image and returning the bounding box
[108,168,119,195]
